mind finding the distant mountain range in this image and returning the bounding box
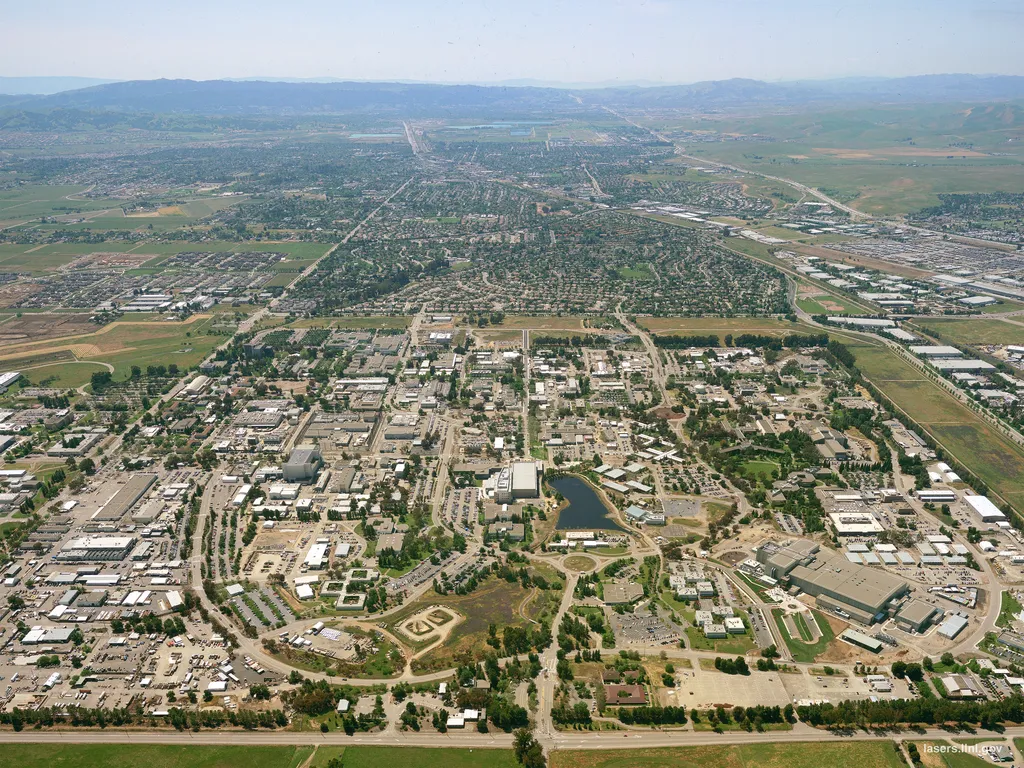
[0,76,120,95]
[0,74,1022,115]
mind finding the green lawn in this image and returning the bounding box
[1,315,231,383]
[996,590,1023,629]
[19,361,111,390]
[793,612,813,642]
[911,317,1024,348]
[618,263,654,280]
[339,747,518,768]
[740,459,780,481]
[796,293,862,315]
[685,625,756,655]
[0,745,313,768]
[550,741,907,768]
[0,745,522,768]
[771,608,835,663]
[913,741,994,767]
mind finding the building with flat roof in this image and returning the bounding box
[495,461,540,503]
[964,494,1006,522]
[909,345,963,358]
[304,542,329,570]
[938,614,969,640]
[829,512,885,536]
[895,599,941,633]
[57,536,135,561]
[789,549,909,622]
[92,474,157,522]
[839,628,883,653]
[511,461,540,498]
[758,540,909,624]
[603,581,644,605]
[284,446,322,483]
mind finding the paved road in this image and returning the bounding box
[6,724,1024,751]
[536,572,579,737]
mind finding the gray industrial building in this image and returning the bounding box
[283,446,322,482]
[92,474,157,522]
[756,540,910,624]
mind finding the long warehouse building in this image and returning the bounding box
[91,474,158,522]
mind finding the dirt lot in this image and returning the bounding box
[0,312,96,343]
[669,667,791,708]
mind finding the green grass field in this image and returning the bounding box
[0,745,520,768]
[771,608,835,663]
[911,317,1024,348]
[796,292,863,315]
[1,315,230,384]
[0,745,313,768]
[0,185,114,226]
[740,459,780,481]
[684,625,756,655]
[847,339,1024,508]
[913,741,993,767]
[550,741,907,768]
[618,264,655,280]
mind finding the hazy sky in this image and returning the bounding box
[4,0,1023,84]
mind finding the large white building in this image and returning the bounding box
[964,494,1006,523]
[495,461,541,503]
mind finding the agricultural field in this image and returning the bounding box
[0,745,520,768]
[910,317,1024,347]
[0,314,229,384]
[846,339,1024,509]
[0,744,314,768]
[550,741,908,768]
[648,103,1024,217]
[0,184,115,228]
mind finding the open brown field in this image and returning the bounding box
[0,312,97,343]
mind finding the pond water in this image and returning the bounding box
[550,475,624,531]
